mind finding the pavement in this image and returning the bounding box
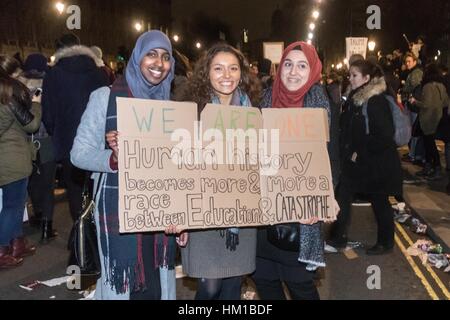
[399,143,450,253]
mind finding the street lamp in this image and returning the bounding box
[173,35,180,42]
[55,2,65,15]
[134,22,143,32]
[312,10,320,20]
[195,42,202,49]
[368,41,376,52]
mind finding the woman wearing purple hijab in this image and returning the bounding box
[71,31,187,300]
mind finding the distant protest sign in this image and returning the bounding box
[263,42,284,65]
[117,98,336,233]
[346,37,368,63]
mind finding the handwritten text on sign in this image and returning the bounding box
[117,98,336,233]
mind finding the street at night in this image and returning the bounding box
[0,0,449,304]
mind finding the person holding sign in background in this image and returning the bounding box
[254,41,338,300]
[71,31,187,300]
[180,43,261,300]
[329,60,402,255]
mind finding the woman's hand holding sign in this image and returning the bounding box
[300,198,340,225]
[106,131,120,162]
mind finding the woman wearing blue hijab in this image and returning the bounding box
[71,31,186,300]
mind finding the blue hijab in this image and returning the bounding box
[125,30,175,100]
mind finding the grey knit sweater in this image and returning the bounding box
[181,228,257,279]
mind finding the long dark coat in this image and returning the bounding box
[339,77,402,196]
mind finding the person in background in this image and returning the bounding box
[19,53,58,243]
[181,43,261,300]
[42,33,109,228]
[258,58,274,90]
[342,54,365,99]
[0,55,41,269]
[90,46,116,86]
[441,66,450,194]
[171,49,192,101]
[250,61,259,76]
[401,52,425,165]
[409,63,449,180]
[329,60,402,255]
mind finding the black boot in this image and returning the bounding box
[416,163,433,177]
[41,220,58,244]
[28,211,43,228]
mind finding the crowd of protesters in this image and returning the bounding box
[0,31,449,302]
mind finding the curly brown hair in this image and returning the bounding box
[185,43,261,113]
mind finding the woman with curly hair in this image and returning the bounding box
[181,43,261,300]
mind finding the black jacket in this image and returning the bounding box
[339,77,402,195]
[42,45,108,161]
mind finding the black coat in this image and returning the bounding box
[42,46,108,161]
[339,77,402,196]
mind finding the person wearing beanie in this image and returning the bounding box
[91,45,116,85]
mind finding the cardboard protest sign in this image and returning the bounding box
[346,37,368,64]
[193,104,264,229]
[117,98,336,233]
[260,108,337,224]
[116,97,198,233]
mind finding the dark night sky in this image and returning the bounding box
[172,0,450,65]
[172,0,284,43]
[1,0,449,66]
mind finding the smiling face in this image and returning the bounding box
[140,48,171,85]
[209,51,242,104]
[280,50,311,92]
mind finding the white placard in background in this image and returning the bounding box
[263,42,284,65]
[346,37,368,66]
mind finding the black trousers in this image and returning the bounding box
[423,134,441,168]
[130,234,162,300]
[28,160,56,220]
[253,277,319,300]
[61,159,89,222]
[195,277,242,300]
[330,183,394,248]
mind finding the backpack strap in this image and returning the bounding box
[362,102,370,135]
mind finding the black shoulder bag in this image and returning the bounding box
[70,174,102,276]
[266,224,300,252]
